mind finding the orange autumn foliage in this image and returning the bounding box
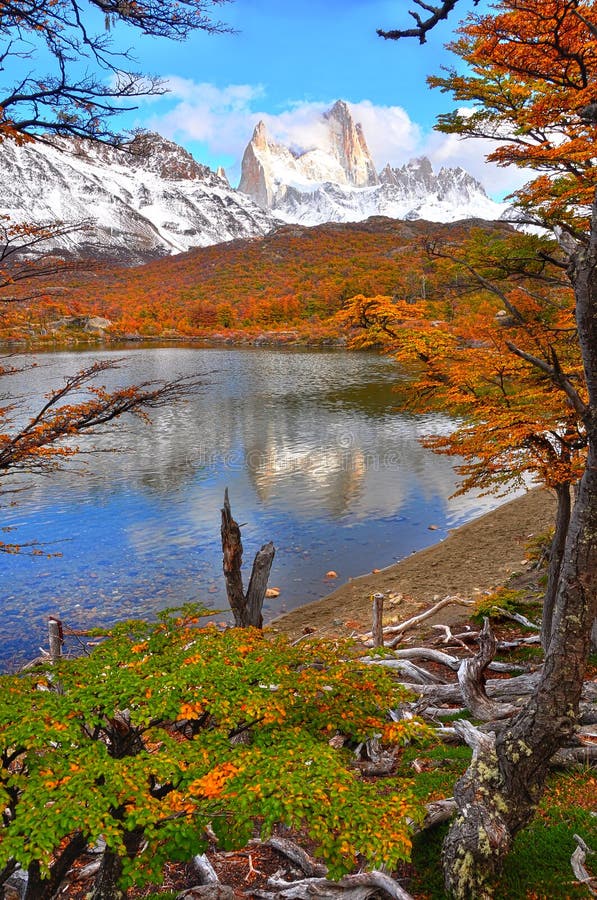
[339,227,587,495]
[1,219,505,342]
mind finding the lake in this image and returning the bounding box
[1,346,504,668]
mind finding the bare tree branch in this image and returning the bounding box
[378,0,465,44]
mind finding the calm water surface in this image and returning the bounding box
[1,346,505,667]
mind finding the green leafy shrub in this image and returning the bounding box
[472,587,527,622]
[0,608,429,897]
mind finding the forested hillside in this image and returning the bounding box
[2,217,510,341]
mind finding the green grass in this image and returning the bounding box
[406,763,596,899]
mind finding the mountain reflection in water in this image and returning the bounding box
[1,346,510,667]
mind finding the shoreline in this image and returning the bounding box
[0,330,347,353]
[269,488,556,640]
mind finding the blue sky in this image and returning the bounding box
[103,2,524,197]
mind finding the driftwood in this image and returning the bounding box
[257,838,328,878]
[221,489,275,628]
[398,670,543,704]
[550,745,597,766]
[192,854,220,885]
[571,834,596,897]
[360,596,474,646]
[436,723,597,767]
[265,870,414,899]
[178,887,234,899]
[457,619,520,720]
[247,837,413,898]
[367,647,526,675]
[364,657,445,684]
[488,609,541,631]
[432,624,478,648]
[392,672,597,727]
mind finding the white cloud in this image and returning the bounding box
[347,100,422,166]
[147,83,527,199]
[147,79,266,155]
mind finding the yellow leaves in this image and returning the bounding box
[44,718,68,732]
[177,700,204,721]
[164,790,195,816]
[188,762,239,799]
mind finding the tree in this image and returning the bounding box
[0,0,231,145]
[378,0,463,43]
[375,1,597,895]
[0,608,427,898]
[340,225,586,652]
[0,217,92,303]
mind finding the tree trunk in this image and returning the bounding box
[92,828,145,900]
[221,489,275,628]
[91,847,124,900]
[23,833,87,900]
[443,446,597,897]
[442,199,597,898]
[541,481,571,651]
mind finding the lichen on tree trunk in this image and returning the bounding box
[442,202,597,896]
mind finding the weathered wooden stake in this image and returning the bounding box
[221,488,275,628]
[48,616,63,662]
[372,593,385,648]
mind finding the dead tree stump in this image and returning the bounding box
[221,489,275,628]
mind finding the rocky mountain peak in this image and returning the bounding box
[251,120,269,151]
[324,101,378,187]
[238,100,381,210]
[126,131,216,182]
[216,166,230,186]
[327,99,352,121]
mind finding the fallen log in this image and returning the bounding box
[192,854,220,885]
[488,609,541,631]
[265,870,414,899]
[367,647,527,674]
[362,657,446,684]
[436,724,597,767]
[259,837,327,878]
[550,746,597,767]
[398,670,543,704]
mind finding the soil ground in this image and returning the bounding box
[269,489,556,641]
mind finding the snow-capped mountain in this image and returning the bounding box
[238,100,505,224]
[0,101,506,264]
[0,132,277,263]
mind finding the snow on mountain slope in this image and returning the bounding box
[0,133,278,263]
[238,102,506,224]
[0,101,506,265]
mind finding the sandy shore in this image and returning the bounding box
[269,489,555,640]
